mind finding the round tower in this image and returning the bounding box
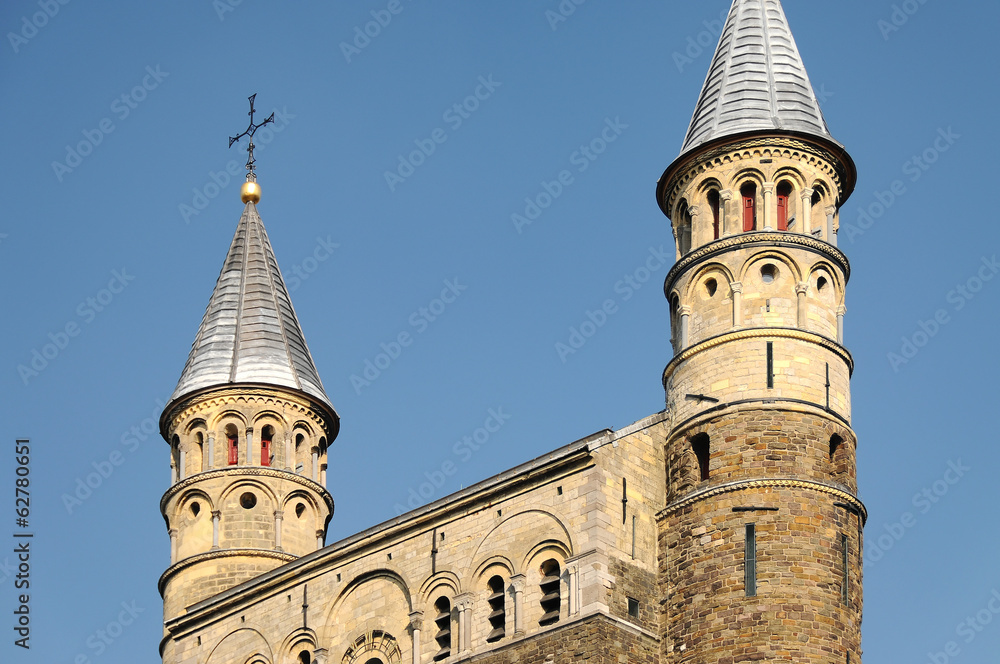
[656,2,864,662]
[157,184,339,644]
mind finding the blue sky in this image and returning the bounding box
[2,1,998,662]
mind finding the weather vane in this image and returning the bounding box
[229,94,274,203]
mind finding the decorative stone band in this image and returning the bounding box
[662,327,854,386]
[663,231,850,296]
[158,547,298,595]
[659,135,855,216]
[159,385,336,441]
[159,466,334,515]
[656,476,867,525]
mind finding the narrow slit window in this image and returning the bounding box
[691,433,710,481]
[766,342,774,389]
[745,523,757,597]
[708,190,721,240]
[539,560,561,626]
[841,532,849,605]
[776,181,792,231]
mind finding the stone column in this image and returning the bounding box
[800,187,814,235]
[274,510,283,551]
[720,190,733,236]
[312,450,319,482]
[837,305,847,345]
[284,434,292,471]
[245,427,254,466]
[312,649,328,664]
[796,282,809,329]
[455,594,474,654]
[762,183,775,230]
[316,529,325,550]
[826,205,837,244]
[730,282,743,328]
[409,611,423,664]
[566,563,580,617]
[178,450,186,481]
[211,511,221,550]
[679,306,692,349]
[207,433,215,468]
[170,458,177,485]
[320,463,328,486]
[511,574,526,636]
[688,205,703,249]
[169,528,177,564]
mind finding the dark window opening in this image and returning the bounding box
[227,427,239,466]
[298,652,311,664]
[240,492,257,509]
[190,502,200,517]
[691,433,710,482]
[433,597,452,661]
[766,342,774,389]
[295,502,306,518]
[741,183,757,232]
[539,560,561,626]
[776,181,792,231]
[830,434,844,463]
[486,575,506,642]
[841,532,850,605]
[745,523,757,597]
[627,597,640,619]
[260,425,273,467]
[708,190,721,240]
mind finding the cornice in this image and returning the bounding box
[159,548,298,595]
[159,466,334,514]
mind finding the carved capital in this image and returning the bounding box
[763,182,775,194]
[719,189,733,202]
[687,204,702,218]
[211,510,222,520]
[800,187,814,201]
[795,282,809,296]
[837,305,848,316]
[273,510,283,520]
[825,205,837,216]
[409,610,424,632]
[730,281,743,295]
[510,574,526,593]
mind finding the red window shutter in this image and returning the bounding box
[777,193,788,231]
[743,194,755,232]
[228,435,238,465]
[261,439,271,467]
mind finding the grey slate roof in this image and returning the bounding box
[168,202,334,412]
[679,0,837,156]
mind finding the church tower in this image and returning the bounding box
[656,1,864,662]
[157,149,338,655]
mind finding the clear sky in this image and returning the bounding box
[2,1,998,662]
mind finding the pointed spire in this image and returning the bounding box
[167,202,336,416]
[678,0,837,157]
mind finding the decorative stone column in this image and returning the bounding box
[178,449,186,480]
[763,182,775,230]
[169,528,177,564]
[796,282,809,328]
[800,187,814,235]
[312,648,328,664]
[408,611,423,664]
[688,205,704,248]
[316,529,324,550]
[206,433,215,469]
[679,305,692,349]
[730,282,743,328]
[320,463,328,486]
[720,190,733,236]
[455,594,474,654]
[245,427,254,466]
[837,305,847,344]
[826,205,837,245]
[566,563,580,617]
[284,434,292,471]
[274,510,283,551]
[312,449,319,482]
[511,574,526,636]
[211,510,221,550]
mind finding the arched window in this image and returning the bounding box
[294,433,306,473]
[811,188,825,237]
[433,597,452,661]
[741,183,757,232]
[226,425,239,466]
[707,190,721,240]
[691,433,710,481]
[486,575,506,642]
[194,431,204,473]
[171,435,181,482]
[776,181,792,231]
[539,560,561,626]
[298,651,311,664]
[260,425,274,467]
[829,434,844,463]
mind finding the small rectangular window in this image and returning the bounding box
[627,597,639,619]
[745,523,757,597]
[766,342,774,389]
[841,533,849,605]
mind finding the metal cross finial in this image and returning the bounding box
[228,93,274,181]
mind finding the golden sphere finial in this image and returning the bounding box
[241,180,261,204]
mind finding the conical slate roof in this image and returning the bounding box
[167,202,335,413]
[678,0,837,157]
